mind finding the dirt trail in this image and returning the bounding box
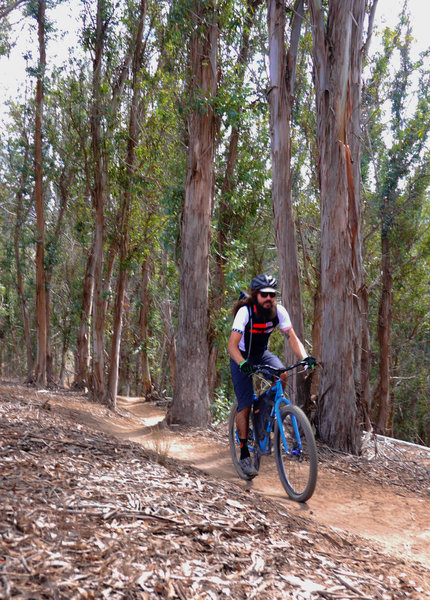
[86,396,430,567]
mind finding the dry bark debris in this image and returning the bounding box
[317,433,430,498]
[0,382,429,600]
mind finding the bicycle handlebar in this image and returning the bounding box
[253,360,316,377]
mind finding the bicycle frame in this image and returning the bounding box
[250,370,303,456]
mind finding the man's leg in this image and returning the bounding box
[230,359,257,478]
[236,405,251,439]
[236,406,251,460]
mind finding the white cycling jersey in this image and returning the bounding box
[231,304,292,353]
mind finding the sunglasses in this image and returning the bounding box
[259,291,276,298]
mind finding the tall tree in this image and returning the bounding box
[266,0,313,410]
[267,0,305,361]
[108,0,147,404]
[309,0,369,453]
[168,0,218,426]
[89,0,108,403]
[33,0,48,386]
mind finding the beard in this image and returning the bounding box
[257,302,277,321]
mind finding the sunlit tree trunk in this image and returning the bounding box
[108,0,147,406]
[87,0,143,406]
[168,1,217,427]
[14,216,34,382]
[34,0,47,386]
[309,0,368,453]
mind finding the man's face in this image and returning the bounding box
[256,290,276,311]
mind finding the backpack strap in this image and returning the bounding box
[246,304,253,359]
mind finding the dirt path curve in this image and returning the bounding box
[105,397,430,568]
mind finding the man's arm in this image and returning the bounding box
[228,330,244,365]
[285,327,307,360]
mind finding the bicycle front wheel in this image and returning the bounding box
[274,404,318,503]
[228,401,259,480]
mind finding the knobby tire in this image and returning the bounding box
[274,404,318,503]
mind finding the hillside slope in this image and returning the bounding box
[0,381,429,599]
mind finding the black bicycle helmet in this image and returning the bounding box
[250,273,278,292]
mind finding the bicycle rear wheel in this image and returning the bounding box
[274,404,318,502]
[228,401,259,480]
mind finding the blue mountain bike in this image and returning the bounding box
[228,361,318,503]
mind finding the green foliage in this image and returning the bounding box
[0,17,12,57]
[362,7,430,443]
[211,386,232,425]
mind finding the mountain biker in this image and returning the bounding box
[228,273,316,479]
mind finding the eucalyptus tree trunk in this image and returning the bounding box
[267,0,304,345]
[209,0,261,400]
[349,0,371,431]
[267,0,310,406]
[168,1,217,427]
[108,0,147,406]
[89,0,107,404]
[309,0,368,453]
[34,0,48,386]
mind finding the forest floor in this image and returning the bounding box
[0,380,429,599]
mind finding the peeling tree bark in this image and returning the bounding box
[309,0,368,453]
[168,1,217,427]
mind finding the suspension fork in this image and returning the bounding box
[275,396,302,453]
